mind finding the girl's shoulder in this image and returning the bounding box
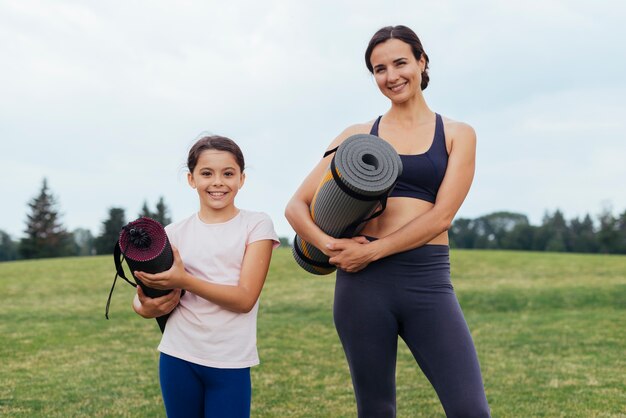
[238,209,274,227]
[238,209,280,246]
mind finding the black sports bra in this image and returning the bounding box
[370,114,448,203]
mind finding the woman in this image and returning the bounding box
[285,25,491,417]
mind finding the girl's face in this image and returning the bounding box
[187,150,245,214]
[370,38,426,103]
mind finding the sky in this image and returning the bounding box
[1,0,625,240]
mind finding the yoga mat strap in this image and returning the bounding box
[329,157,391,237]
[340,195,389,238]
[293,238,335,269]
[323,146,339,159]
[105,242,138,321]
[329,158,383,202]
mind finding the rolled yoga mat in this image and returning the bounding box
[105,217,175,333]
[292,134,403,275]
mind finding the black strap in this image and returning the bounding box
[113,242,138,287]
[293,238,334,269]
[328,158,390,237]
[323,146,339,159]
[340,196,388,238]
[105,241,137,320]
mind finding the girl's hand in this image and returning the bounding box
[133,286,182,318]
[134,246,190,290]
[327,236,376,272]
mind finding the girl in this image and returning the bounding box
[133,135,280,418]
[285,26,491,417]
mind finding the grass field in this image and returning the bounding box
[1,248,625,417]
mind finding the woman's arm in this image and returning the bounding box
[284,124,368,255]
[328,121,477,271]
[135,241,275,314]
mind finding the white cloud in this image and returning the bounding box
[1,0,626,239]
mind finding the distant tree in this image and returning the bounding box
[481,211,530,249]
[0,230,18,261]
[138,197,172,226]
[614,209,626,254]
[597,207,619,254]
[139,200,153,218]
[20,178,74,259]
[95,208,127,255]
[531,210,568,252]
[449,218,476,249]
[153,196,172,226]
[278,236,291,247]
[568,214,598,253]
[73,228,95,256]
[501,223,536,250]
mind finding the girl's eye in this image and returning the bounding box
[224,172,234,177]
[201,171,211,176]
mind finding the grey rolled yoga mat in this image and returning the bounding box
[292,134,403,275]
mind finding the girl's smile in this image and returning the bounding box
[187,150,245,222]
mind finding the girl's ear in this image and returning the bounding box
[187,172,196,189]
[239,172,246,190]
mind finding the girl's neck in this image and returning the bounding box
[197,205,240,224]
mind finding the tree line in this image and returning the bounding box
[0,179,173,261]
[449,209,626,254]
[1,179,625,261]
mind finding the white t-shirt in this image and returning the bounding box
[158,209,280,368]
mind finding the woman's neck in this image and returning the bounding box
[386,95,434,126]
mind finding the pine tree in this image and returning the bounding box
[94,208,127,255]
[20,178,73,259]
[139,200,153,219]
[153,196,172,226]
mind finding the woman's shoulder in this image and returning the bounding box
[326,119,380,150]
[440,115,476,141]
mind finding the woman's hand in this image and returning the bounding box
[327,236,377,272]
[134,247,190,290]
[133,286,182,319]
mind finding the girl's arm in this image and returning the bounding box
[135,240,275,314]
[132,286,181,318]
[284,124,368,255]
[328,122,477,271]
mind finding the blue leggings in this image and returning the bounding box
[334,244,490,418]
[159,353,251,418]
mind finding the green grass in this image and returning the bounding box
[1,249,625,417]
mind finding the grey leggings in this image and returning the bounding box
[334,244,490,418]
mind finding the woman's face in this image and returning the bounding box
[370,38,426,103]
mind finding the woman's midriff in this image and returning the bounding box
[359,197,449,245]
